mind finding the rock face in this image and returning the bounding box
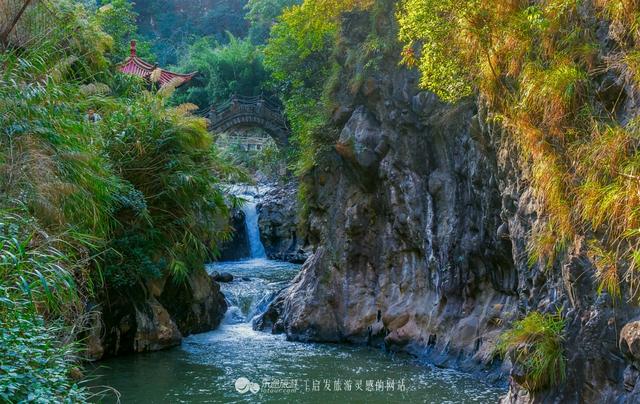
[85,267,226,360]
[258,184,308,263]
[257,6,640,403]
[218,209,251,261]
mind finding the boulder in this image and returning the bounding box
[212,272,234,283]
[218,209,251,261]
[258,183,309,263]
[84,267,227,360]
[621,320,640,364]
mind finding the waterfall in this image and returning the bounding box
[242,200,267,259]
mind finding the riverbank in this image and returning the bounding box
[89,258,505,403]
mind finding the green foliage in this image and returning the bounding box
[1,0,241,398]
[0,3,122,241]
[264,0,371,173]
[101,90,234,284]
[245,0,301,44]
[498,311,566,392]
[396,0,473,102]
[396,0,640,298]
[173,35,269,108]
[132,0,251,65]
[0,301,87,403]
[0,209,81,317]
[219,134,285,178]
[95,0,154,63]
[0,208,89,402]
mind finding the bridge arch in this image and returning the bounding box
[207,95,290,147]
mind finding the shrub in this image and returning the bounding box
[498,311,566,392]
[0,299,88,403]
[0,0,241,397]
[173,35,269,108]
[0,209,88,402]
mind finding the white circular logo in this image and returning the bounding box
[235,377,260,394]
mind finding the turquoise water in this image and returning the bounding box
[89,259,505,403]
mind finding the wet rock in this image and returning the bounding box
[258,183,309,263]
[85,267,227,360]
[160,268,227,335]
[621,320,640,365]
[212,272,234,283]
[254,291,286,334]
[624,365,639,392]
[133,296,182,352]
[218,209,250,261]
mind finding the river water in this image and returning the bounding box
[90,201,505,403]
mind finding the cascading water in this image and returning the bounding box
[91,187,505,403]
[241,199,267,259]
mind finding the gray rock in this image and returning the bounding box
[257,183,309,263]
[218,209,250,261]
[621,320,640,364]
[84,267,227,360]
[213,272,234,283]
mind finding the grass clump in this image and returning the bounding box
[498,311,567,392]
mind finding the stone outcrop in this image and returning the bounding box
[257,5,640,403]
[85,267,226,360]
[258,184,308,263]
[218,209,251,261]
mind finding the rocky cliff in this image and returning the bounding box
[258,5,640,403]
[258,183,309,263]
[85,268,226,360]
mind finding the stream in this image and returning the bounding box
[90,199,505,403]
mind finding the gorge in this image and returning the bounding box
[4,0,640,403]
[91,188,504,402]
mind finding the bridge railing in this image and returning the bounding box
[208,95,288,130]
[211,95,281,114]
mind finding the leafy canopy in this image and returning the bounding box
[174,34,269,108]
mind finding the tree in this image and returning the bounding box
[132,0,251,65]
[174,34,269,108]
[95,0,154,63]
[244,0,301,44]
[263,0,372,171]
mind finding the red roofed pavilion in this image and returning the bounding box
[118,40,196,88]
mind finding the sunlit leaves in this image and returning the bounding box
[396,0,640,301]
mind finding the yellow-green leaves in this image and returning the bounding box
[396,0,640,300]
[498,311,566,392]
[397,0,473,102]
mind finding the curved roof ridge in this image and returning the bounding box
[117,40,197,88]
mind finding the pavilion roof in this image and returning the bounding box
[118,40,196,88]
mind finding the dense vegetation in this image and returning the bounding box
[118,0,250,65]
[245,0,300,44]
[0,0,237,400]
[263,0,376,171]
[5,0,640,399]
[173,35,269,108]
[396,0,640,300]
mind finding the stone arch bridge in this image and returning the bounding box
[206,95,290,147]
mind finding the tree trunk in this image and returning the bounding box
[1,0,35,46]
